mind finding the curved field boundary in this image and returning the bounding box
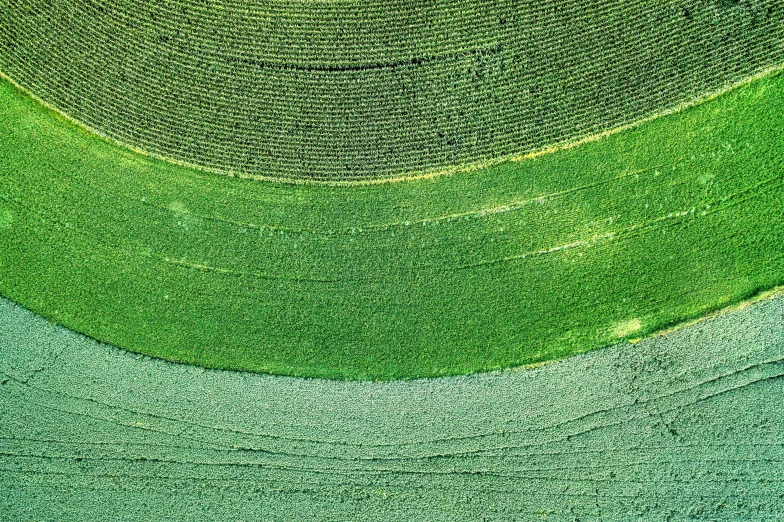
[2,71,784,379]
[1,293,783,520]
[1,0,783,181]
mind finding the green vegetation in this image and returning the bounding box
[1,71,783,379]
[1,0,782,180]
[2,294,783,520]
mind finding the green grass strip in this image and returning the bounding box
[1,71,783,379]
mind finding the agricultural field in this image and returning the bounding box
[1,293,783,520]
[1,0,784,518]
[1,69,784,379]
[0,0,782,181]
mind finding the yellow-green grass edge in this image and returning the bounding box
[1,62,783,187]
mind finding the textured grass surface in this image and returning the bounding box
[1,294,783,520]
[1,0,783,180]
[1,71,784,379]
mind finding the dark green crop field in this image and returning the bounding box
[1,70,783,379]
[1,0,783,180]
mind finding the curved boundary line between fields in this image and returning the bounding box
[2,63,783,187]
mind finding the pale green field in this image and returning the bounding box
[1,294,783,520]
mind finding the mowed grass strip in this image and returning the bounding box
[1,72,783,379]
[1,0,782,180]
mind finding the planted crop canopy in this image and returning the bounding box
[1,0,783,379]
[1,0,782,181]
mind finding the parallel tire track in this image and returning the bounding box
[1,294,783,520]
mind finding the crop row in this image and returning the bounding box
[1,0,783,180]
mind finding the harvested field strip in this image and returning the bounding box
[1,294,783,520]
[1,1,783,180]
[1,71,784,379]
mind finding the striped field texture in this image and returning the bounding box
[1,0,783,180]
[1,293,783,520]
